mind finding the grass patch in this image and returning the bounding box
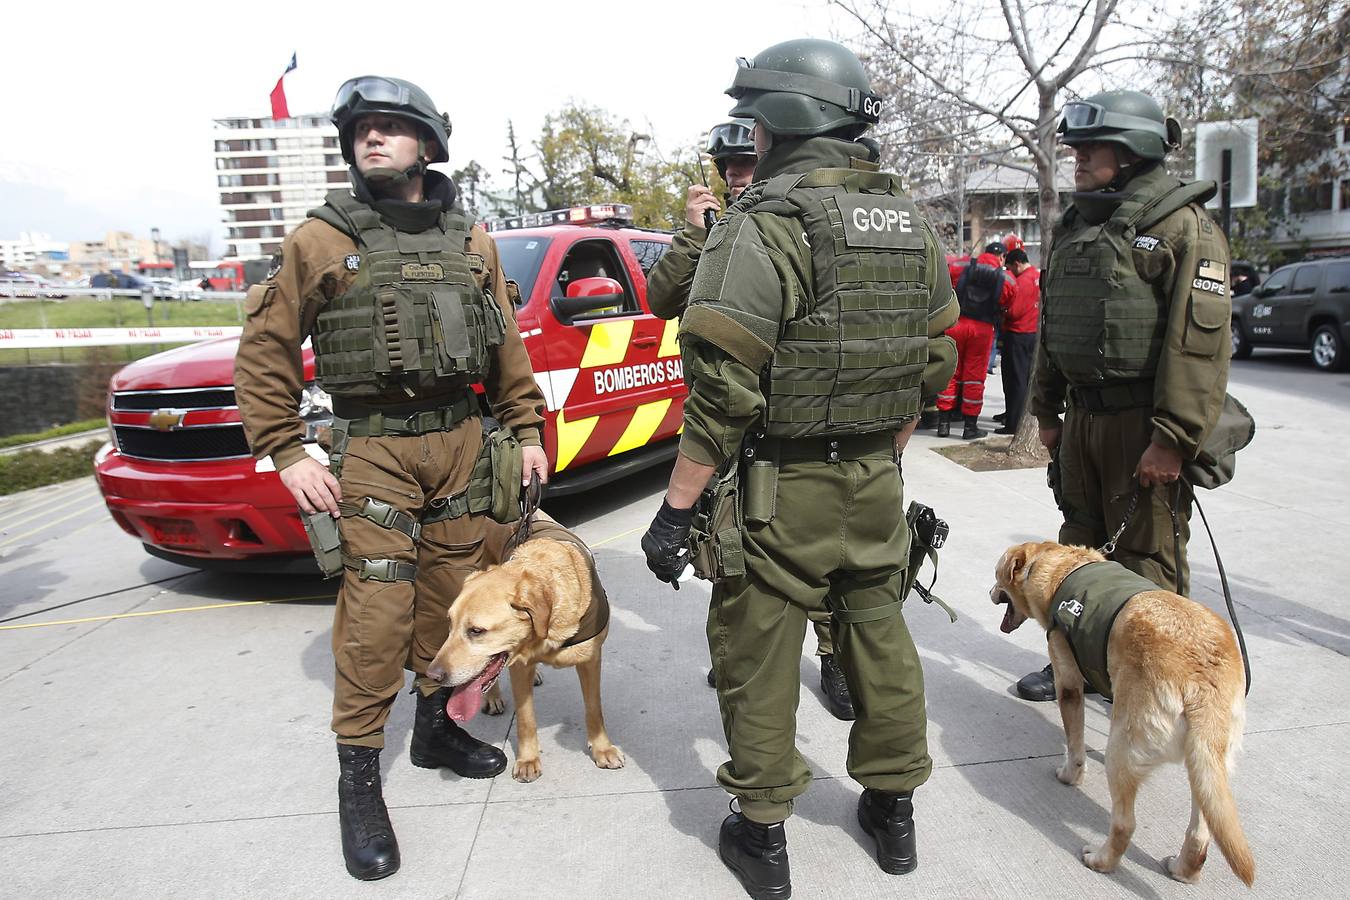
[0,419,106,450]
[0,440,103,496]
[0,297,244,329]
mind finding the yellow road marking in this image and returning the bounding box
[0,595,335,632]
[587,525,644,549]
[0,486,99,528]
[0,501,106,549]
[579,320,634,368]
[610,399,672,456]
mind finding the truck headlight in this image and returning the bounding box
[299,382,333,445]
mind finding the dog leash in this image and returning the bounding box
[1100,480,1251,697]
[505,473,544,556]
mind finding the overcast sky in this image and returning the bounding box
[1,0,904,249]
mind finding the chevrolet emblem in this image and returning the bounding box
[148,409,187,431]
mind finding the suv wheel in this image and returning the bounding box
[1311,325,1348,372]
[1231,318,1252,359]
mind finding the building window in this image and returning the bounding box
[1290,181,1333,214]
[1341,180,1350,211]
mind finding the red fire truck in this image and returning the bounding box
[95,204,683,571]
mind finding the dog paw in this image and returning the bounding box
[513,758,542,783]
[533,670,544,687]
[481,683,506,716]
[1081,846,1117,873]
[1163,855,1202,884]
[1056,762,1085,785]
[590,744,625,770]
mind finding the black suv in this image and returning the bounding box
[1231,256,1350,371]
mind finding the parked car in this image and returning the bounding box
[95,203,684,572]
[1231,256,1350,371]
[90,272,149,291]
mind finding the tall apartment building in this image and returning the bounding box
[213,114,348,259]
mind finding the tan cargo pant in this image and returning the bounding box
[329,417,492,748]
[1056,404,1192,595]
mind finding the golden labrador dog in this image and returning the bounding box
[427,533,623,783]
[991,541,1254,887]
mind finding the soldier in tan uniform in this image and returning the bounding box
[234,76,546,880]
[647,120,855,720]
[1017,90,1232,702]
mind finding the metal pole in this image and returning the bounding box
[1220,148,1233,239]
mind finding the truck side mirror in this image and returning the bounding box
[553,276,625,322]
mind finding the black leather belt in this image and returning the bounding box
[1069,381,1153,414]
[764,431,895,463]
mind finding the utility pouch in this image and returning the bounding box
[1183,393,1255,490]
[328,422,350,480]
[478,422,523,524]
[302,511,344,579]
[689,464,745,582]
[742,460,778,525]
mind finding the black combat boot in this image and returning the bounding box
[916,409,939,430]
[857,788,917,875]
[935,411,951,438]
[337,745,400,881]
[719,811,791,900]
[1015,663,1095,701]
[819,655,855,721]
[410,687,508,778]
[961,415,987,440]
[707,668,717,688]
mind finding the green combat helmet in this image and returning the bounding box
[1057,90,1182,160]
[331,75,452,184]
[727,38,883,138]
[706,118,755,179]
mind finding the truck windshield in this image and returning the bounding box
[495,235,553,305]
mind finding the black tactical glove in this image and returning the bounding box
[641,499,694,589]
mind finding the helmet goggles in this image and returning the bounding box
[706,120,755,157]
[1057,101,1168,141]
[332,76,417,120]
[729,56,883,124]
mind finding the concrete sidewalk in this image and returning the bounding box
[2,358,1347,899]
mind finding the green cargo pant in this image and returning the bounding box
[1056,404,1192,595]
[707,453,931,824]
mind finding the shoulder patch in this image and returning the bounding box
[344,254,361,272]
[1132,235,1161,252]
[266,250,283,280]
[1197,259,1226,281]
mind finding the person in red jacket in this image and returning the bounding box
[937,242,1016,438]
[995,248,1040,434]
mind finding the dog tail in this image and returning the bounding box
[1184,697,1255,887]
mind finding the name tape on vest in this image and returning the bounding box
[401,262,445,281]
[1132,235,1161,252]
[836,195,926,250]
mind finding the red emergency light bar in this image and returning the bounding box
[485,203,634,232]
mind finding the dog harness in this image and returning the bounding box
[1049,561,1161,701]
[512,512,610,649]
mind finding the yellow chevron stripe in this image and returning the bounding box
[554,406,599,472]
[579,320,635,368]
[657,317,681,358]
[610,399,672,456]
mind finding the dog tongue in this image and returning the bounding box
[445,673,490,723]
[1000,603,1017,634]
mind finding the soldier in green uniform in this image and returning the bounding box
[235,76,548,880]
[641,40,958,899]
[648,120,855,719]
[1016,90,1232,703]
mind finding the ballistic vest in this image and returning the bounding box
[307,190,506,398]
[1049,561,1161,700]
[1042,176,1213,386]
[747,168,930,437]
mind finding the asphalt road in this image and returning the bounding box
[2,346,1347,899]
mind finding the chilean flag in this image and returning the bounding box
[270,53,298,120]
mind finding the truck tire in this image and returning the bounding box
[1231,318,1252,360]
[1311,324,1348,372]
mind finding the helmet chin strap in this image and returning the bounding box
[360,137,430,193]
